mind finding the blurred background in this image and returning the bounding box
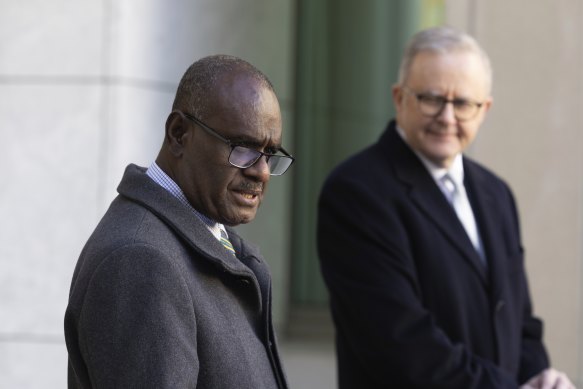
[1,0,582,387]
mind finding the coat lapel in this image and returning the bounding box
[117,164,256,279]
[384,126,488,284]
[464,160,505,298]
[117,164,266,325]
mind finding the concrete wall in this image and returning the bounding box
[0,1,294,387]
[447,0,583,383]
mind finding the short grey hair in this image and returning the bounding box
[172,55,275,120]
[397,26,492,92]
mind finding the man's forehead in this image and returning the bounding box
[201,69,282,142]
[407,50,491,94]
[210,74,276,110]
[410,49,486,72]
[208,107,282,148]
[229,131,282,147]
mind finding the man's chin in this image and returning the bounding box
[420,142,458,161]
[222,210,258,226]
[424,151,458,168]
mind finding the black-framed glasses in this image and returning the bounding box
[404,87,485,121]
[179,111,295,176]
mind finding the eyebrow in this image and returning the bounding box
[228,135,282,150]
[421,91,474,101]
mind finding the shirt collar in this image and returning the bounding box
[396,125,465,186]
[145,162,227,240]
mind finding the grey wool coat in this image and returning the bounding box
[64,164,288,389]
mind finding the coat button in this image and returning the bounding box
[495,300,505,312]
[240,278,250,285]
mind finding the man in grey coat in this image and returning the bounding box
[64,55,294,388]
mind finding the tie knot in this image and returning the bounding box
[441,174,457,195]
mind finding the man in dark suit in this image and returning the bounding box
[65,55,294,388]
[317,27,574,388]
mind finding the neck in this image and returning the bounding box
[155,154,178,182]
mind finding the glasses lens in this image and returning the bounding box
[267,155,293,176]
[229,146,261,168]
[229,146,293,175]
[418,96,444,116]
[418,96,479,121]
[453,102,477,120]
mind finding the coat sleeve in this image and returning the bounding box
[317,174,521,388]
[75,244,198,388]
[517,271,550,383]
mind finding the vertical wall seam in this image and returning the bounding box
[97,0,113,213]
[577,2,583,384]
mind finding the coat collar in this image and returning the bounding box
[116,164,261,279]
[381,122,489,283]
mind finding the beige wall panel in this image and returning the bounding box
[447,0,583,382]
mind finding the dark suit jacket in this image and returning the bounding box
[65,164,287,388]
[317,121,549,388]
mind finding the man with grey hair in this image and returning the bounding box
[65,55,293,388]
[318,27,574,388]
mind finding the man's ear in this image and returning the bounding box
[165,111,188,156]
[392,84,404,111]
[482,96,493,114]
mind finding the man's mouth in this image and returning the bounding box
[427,125,457,136]
[238,182,263,195]
[241,192,257,200]
[233,188,262,205]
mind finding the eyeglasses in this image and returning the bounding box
[403,87,485,121]
[180,111,295,176]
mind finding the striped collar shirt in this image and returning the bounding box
[145,162,227,241]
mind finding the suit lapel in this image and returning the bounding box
[464,160,505,297]
[384,127,488,284]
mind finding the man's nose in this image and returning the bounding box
[244,155,271,182]
[437,101,457,124]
